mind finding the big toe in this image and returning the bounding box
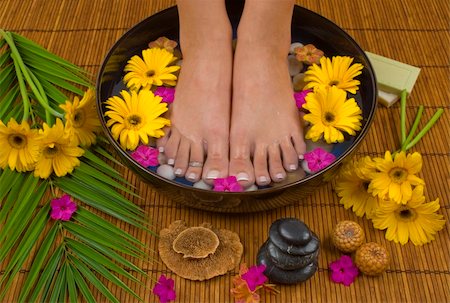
[229,146,255,188]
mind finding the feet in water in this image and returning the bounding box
[157,34,233,184]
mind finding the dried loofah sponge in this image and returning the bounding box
[158,220,243,281]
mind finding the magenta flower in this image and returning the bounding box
[294,89,312,109]
[304,147,336,173]
[131,145,159,167]
[154,87,175,104]
[329,255,359,286]
[50,194,77,221]
[213,176,243,192]
[241,264,268,291]
[152,275,176,303]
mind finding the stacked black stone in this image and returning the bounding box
[257,218,320,284]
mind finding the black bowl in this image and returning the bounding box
[96,2,377,213]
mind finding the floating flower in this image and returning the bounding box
[123,48,180,90]
[335,157,379,219]
[213,176,243,192]
[294,44,324,65]
[50,194,77,221]
[131,145,159,167]
[241,265,268,292]
[303,147,336,173]
[303,86,362,144]
[105,89,171,151]
[329,255,359,286]
[60,88,101,147]
[231,276,260,303]
[0,118,41,172]
[148,36,178,53]
[154,86,175,104]
[293,89,312,109]
[304,56,363,94]
[371,186,445,245]
[368,151,424,204]
[34,119,84,179]
[152,275,176,303]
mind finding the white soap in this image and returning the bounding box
[301,160,312,175]
[377,89,400,107]
[245,184,258,192]
[193,180,212,190]
[157,164,176,180]
[292,73,306,91]
[290,42,304,54]
[305,138,334,153]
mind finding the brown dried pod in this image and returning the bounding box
[172,226,220,258]
[355,242,390,276]
[332,221,365,253]
[158,221,243,281]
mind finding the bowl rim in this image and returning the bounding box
[96,4,378,196]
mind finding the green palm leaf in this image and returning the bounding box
[71,264,97,303]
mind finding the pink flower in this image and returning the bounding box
[304,147,336,173]
[329,255,359,286]
[131,145,159,167]
[152,275,176,303]
[294,89,312,109]
[154,87,175,104]
[241,265,268,291]
[50,194,77,221]
[213,176,243,192]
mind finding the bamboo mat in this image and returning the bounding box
[1,0,449,302]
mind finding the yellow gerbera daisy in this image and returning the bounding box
[60,88,101,147]
[371,186,445,245]
[368,151,424,204]
[34,119,84,179]
[0,118,41,172]
[303,86,362,144]
[123,47,180,90]
[335,157,379,218]
[303,56,363,94]
[105,89,171,150]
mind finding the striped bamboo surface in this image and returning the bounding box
[1,0,449,302]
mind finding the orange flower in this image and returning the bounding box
[148,36,178,53]
[294,44,324,65]
[230,276,260,303]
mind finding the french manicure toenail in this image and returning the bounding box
[298,154,304,160]
[236,172,250,181]
[174,168,182,175]
[167,158,175,165]
[187,173,196,181]
[206,170,220,179]
[158,146,165,153]
[289,164,297,171]
[276,173,284,180]
[259,176,268,183]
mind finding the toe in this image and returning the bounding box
[280,136,299,172]
[185,140,204,182]
[229,142,255,188]
[156,126,171,153]
[253,145,271,186]
[292,131,306,160]
[268,143,286,182]
[164,128,181,166]
[202,140,229,184]
[173,137,190,177]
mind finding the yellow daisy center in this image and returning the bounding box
[8,134,27,149]
[388,167,408,183]
[73,109,86,128]
[323,111,336,125]
[127,114,142,128]
[395,205,417,222]
[329,80,340,86]
[43,144,60,158]
[146,70,155,77]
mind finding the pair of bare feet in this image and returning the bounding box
[156,0,305,188]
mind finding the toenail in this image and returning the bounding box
[258,176,269,184]
[158,146,165,153]
[167,158,175,165]
[174,168,182,176]
[298,154,304,160]
[187,173,196,181]
[206,170,220,179]
[289,164,297,171]
[236,172,250,181]
[275,173,284,180]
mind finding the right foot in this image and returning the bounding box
[157,36,232,184]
